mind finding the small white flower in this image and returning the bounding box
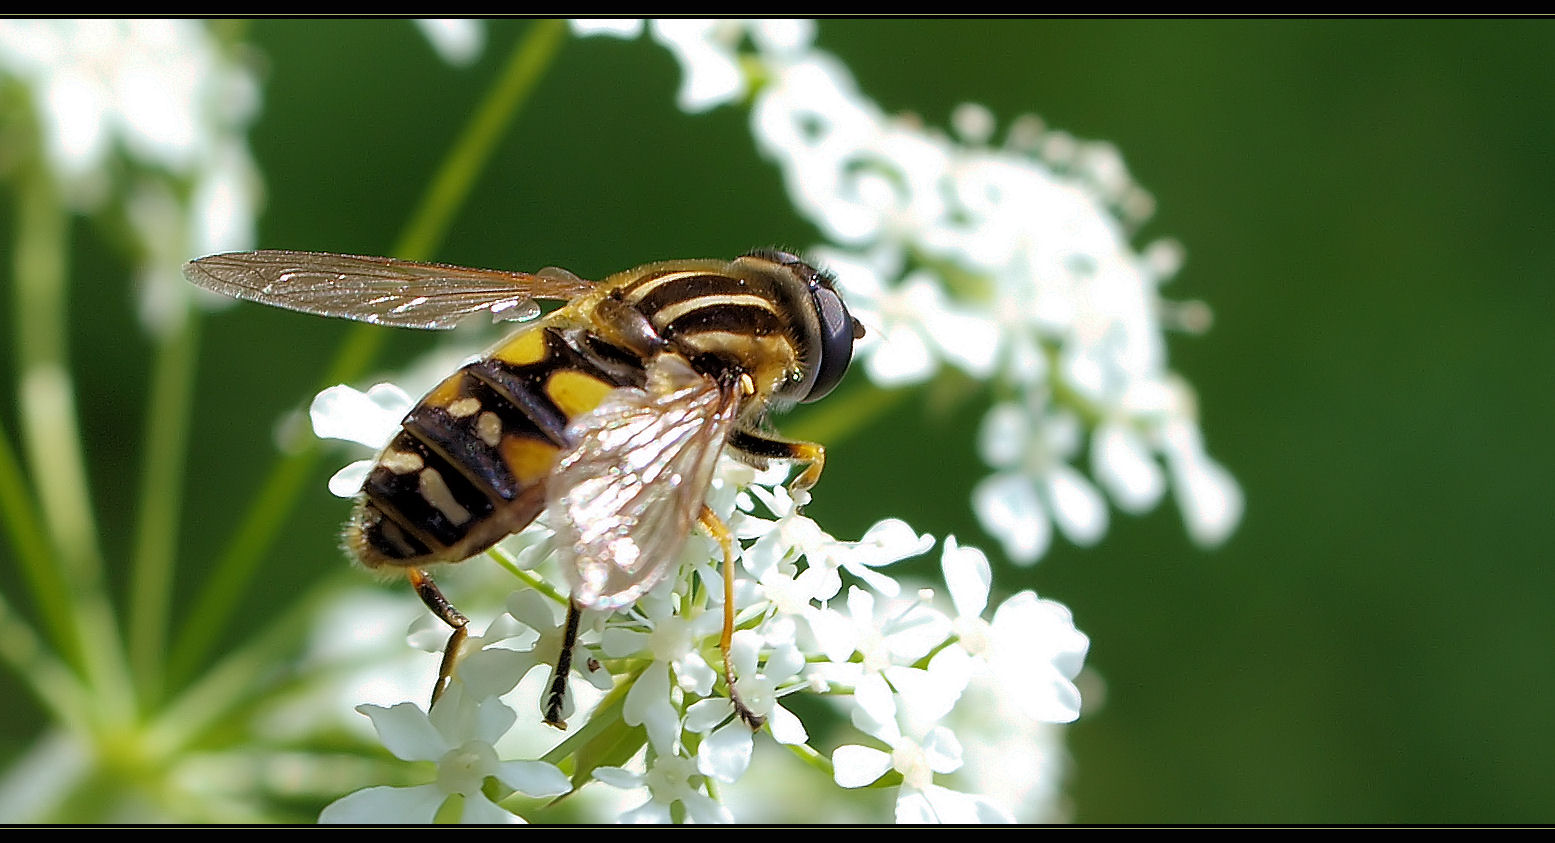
[935,537,1089,724]
[973,402,1108,564]
[735,483,839,585]
[684,625,809,783]
[806,587,959,729]
[593,750,734,824]
[319,685,570,824]
[832,677,1013,824]
[838,518,936,598]
[601,584,721,754]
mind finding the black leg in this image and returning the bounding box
[543,599,583,729]
[407,567,469,708]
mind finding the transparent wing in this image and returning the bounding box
[182,250,595,329]
[549,354,739,610]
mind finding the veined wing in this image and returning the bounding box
[549,354,739,610]
[182,250,595,329]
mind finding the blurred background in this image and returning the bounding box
[2,19,1552,822]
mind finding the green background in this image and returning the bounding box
[3,19,1552,822]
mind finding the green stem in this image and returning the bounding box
[144,576,339,759]
[783,738,836,778]
[0,585,92,735]
[393,19,569,262]
[167,20,569,689]
[128,304,202,705]
[0,414,81,674]
[486,545,570,606]
[11,163,136,727]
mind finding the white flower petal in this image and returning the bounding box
[768,702,809,746]
[940,536,991,619]
[698,720,755,783]
[849,672,899,743]
[493,759,572,799]
[1167,438,1244,546]
[623,661,678,753]
[458,792,524,824]
[310,383,411,448]
[832,744,893,788]
[590,766,642,789]
[863,325,936,386]
[618,797,673,824]
[1045,463,1108,545]
[650,19,745,113]
[1093,422,1166,513]
[567,19,644,39]
[920,726,964,774]
[972,472,1051,564]
[976,402,1028,469]
[358,702,446,762]
[327,459,373,499]
[886,664,962,726]
[683,697,729,733]
[319,784,446,825]
[679,788,736,824]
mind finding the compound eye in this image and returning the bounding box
[801,284,856,403]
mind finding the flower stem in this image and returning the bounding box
[393,18,569,262]
[167,20,570,689]
[10,161,135,727]
[144,577,337,759]
[486,545,570,606]
[0,585,92,735]
[128,303,202,705]
[0,414,80,675]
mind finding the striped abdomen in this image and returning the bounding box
[348,322,646,568]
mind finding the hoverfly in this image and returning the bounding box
[183,248,861,728]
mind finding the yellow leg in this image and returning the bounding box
[699,505,765,729]
[729,431,827,497]
[788,441,826,496]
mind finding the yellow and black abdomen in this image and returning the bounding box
[347,321,647,569]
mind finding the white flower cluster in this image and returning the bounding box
[0,19,262,334]
[573,19,1242,563]
[311,383,1089,824]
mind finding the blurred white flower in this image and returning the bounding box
[415,19,485,66]
[1160,416,1244,547]
[973,402,1108,564]
[0,19,263,334]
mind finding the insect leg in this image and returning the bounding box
[543,599,583,730]
[407,567,469,708]
[729,430,827,494]
[700,505,766,730]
